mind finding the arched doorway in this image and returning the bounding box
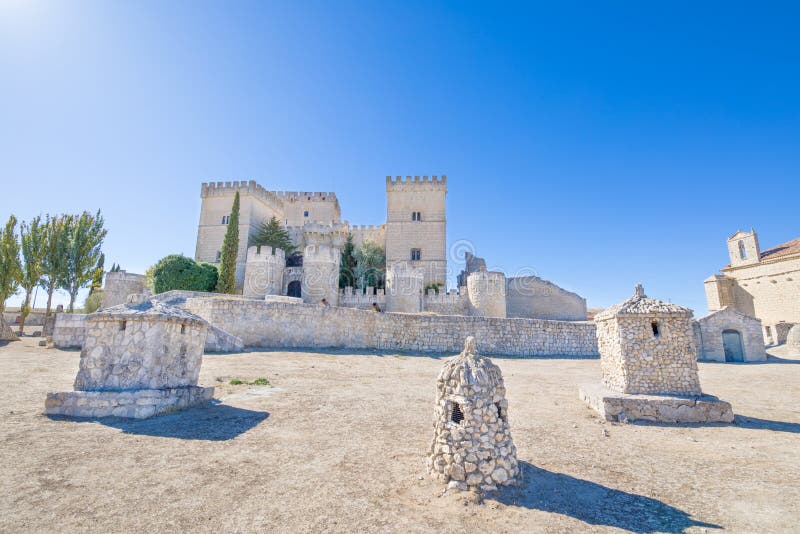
[287,280,302,298]
[722,329,744,362]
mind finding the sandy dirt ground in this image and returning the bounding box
[1,335,799,533]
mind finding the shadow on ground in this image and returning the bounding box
[489,462,720,533]
[733,414,800,434]
[47,401,269,441]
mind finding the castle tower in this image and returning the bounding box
[467,269,507,318]
[385,176,447,288]
[243,246,286,298]
[385,261,424,313]
[727,229,760,268]
[301,245,341,306]
[427,336,519,492]
[195,181,286,290]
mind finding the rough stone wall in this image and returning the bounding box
[385,262,424,313]
[52,314,88,348]
[598,315,701,396]
[505,276,587,321]
[694,307,766,362]
[182,297,598,356]
[243,246,285,298]
[0,315,18,341]
[301,245,341,306]
[101,271,147,309]
[467,271,507,318]
[427,337,518,492]
[385,176,447,287]
[2,309,47,326]
[74,316,206,391]
[766,322,796,345]
[423,290,469,315]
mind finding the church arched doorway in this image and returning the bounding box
[287,280,302,298]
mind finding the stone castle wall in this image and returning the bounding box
[182,297,598,357]
[506,276,587,321]
[101,271,147,309]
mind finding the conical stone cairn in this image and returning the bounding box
[427,336,519,492]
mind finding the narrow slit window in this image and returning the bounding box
[738,240,747,259]
[450,403,464,424]
[216,250,222,262]
[651,321,660,337]
[495,402,504,421]
[180,324,186,334]
[119,321,127,331]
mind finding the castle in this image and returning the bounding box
[704,229,800,345]
[195,177,587,320]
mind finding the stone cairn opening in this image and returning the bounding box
[580,284,734,423]
[45,295,214,419]
[427,336,518,492]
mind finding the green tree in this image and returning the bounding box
[18,216,47,333]
[149,255,218,293]
[216,192,240,294]
[109,263,121,273]
[250,216,296,256]
[61,211,107,312]
[354,240,386,290]
[339,232,356,288]
[0,215,23,315]
[90,253,105,294]
[40,214,71,317]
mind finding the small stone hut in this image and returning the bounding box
[693,307,766,362]
[427,336,518,492]
[580,285,733,423]
[45,296,214,419]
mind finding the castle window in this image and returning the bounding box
[651,321,660,337]
[304,211,309,218]
[216,251,222,262]
[411,248,421,261]
[411,211,422,221]
[221,215,230,225]
[739,240,747,259]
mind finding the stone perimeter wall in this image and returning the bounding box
[52,314,88,349]
[182,297,598,357]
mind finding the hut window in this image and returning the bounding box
[651,321,660,337]
[450,403,464,424]
[495,402,504,421]
[119,321,127,331]
[180,324,186,334]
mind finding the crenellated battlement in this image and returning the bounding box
[303,244,341,263]
[385,175,447,192]
[274,191,338,202]
[201,180,284,212]
[246,246,286,263]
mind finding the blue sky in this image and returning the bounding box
[1,1,798,313]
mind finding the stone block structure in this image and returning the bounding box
[101,270,147,309]
[704,230,800,340]
[467,269,507,318]
[693,307,766,362]
[580,285,733,423]
[45,297,214,419]
[51,313,88,349]
[427,337,518,492]
[765,321,796,346]
[243,246,285,298]
[385,262,424,313]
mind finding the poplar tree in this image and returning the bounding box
[216,192,240,294]
[18,216,47,333]
[0,215,23,315]
[61,211,107,312]
[40,214,70,317]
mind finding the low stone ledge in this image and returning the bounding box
[578,383,734,424]
[44,386,215,419]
